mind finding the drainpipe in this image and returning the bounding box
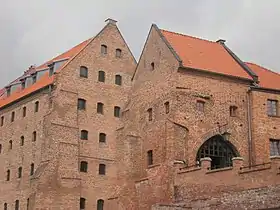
[247,88,253,167]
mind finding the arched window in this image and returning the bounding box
[32,131,37,142]
[80,161,88,172]
[97,199,104,210]
[101,45,107,55]
[9,140,12,150]
[30,163,34,176]
[80,130,88,140]
[80,66,88,78]
[116,48,122,58]
[98,71,105,82]
[34,101,39,112]
[22,106,27,117]
[11,111,15,122]
[20,136,24,146]
[114,106,121,118]
[97,103,104,114]
[115,75,122,85]
[4,203,7,210]
[80,197,86,210]
[99,164,106,175]
[6,170,10,181]
[78,98,86,110]
[15,200,19,210]
[99,133,106,143]
[196,135,239,169]
[18,167,22,178]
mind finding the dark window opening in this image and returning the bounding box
[164,101,170,114]
[30,163,34,176]
[267,99,278,116]
[15,200,19,210]
[147,150,153,166]
[80,161,88,173]
[4,203,7,210]
[147,108,152,121]
[98,71,105,82]
[151,62,155,70]
[11,111,15,122]
[230,106,238,117]
[116,49,122,58]
[34,101,39,113]
[6,170,10,181]
[20,136,24,146]
[0,144,2,154]
[270,139,280,156]
[196,100,205,112]
[23,107,27,117]
[80,66,88,78]
[32,131,37,142]
[97,199,104,210]
[6,87,11,97]
[97,103,104,114]
[196,135,238,169]
[101,45,107,55]
[21,80,26,90]
[99,133,106,143]
[32,74,37,84]
[18,167,22,178]
[114,106,121,118]
[78,99,86,110]
[80,130,88,140]
[1,116,4,126]
[99,164,106,175]
[27,198,30,210]
[9,140,12,150]
[115,75,122,85]
[80,197,86,210]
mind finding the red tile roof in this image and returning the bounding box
[245,62,280,90]
[161,29,252,80]
[0,38,91,108]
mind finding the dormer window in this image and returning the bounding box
[21,80,26,90]
[6,87,11,97]
[32,74,37,84]
[49,63,54,76]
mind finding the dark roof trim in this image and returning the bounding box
[250,86,280,94]
[179,66,254,83]
[154,24,183,66]
[219,42,259,82]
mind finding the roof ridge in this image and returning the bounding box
[246,62,280,77]
[160,28,217,44]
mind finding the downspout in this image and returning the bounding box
[247,87,253,167]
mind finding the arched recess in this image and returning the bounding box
[196,135,239,169]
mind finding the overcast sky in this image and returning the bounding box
[0,0,279,87]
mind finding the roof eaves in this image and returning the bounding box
[250,86,280,94]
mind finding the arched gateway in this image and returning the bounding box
[196,135,239,169]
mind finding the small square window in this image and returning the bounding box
[164,102,170,114]
[99,164,106,175]
[98,71,105,82]
[115,75,122,85]
[267,99,278,116]
[147,108,153,121]
[116,49,122,58]
[80,161,88,172]
[97,103,104,114]
[78,99,86,110]
[81,130,88,140]
[101,45,107,55]
[80,66,88,78]
[114,106,121,117]
[22,107,27,117]
[196,101,205,112]
[230,106,238,117]
[270,139,280,156]
[99,133,106,143]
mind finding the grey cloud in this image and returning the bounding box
[0,0,279,87]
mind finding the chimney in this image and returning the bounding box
[216,39,226,44]
[105,18,117,25]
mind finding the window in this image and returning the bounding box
[1,116,4,126]
[270,139,280,156]
[80,66,88,78]
[21,80,26,90]
[34,101,39,113]
[4,203,7,210]
[98,71,105,82]
[27,198,29,210]
[23,107,27,117]
[30,163,34,176]
[101,45,107,55]
[20,136,24,146]
[18,167,22,178]
[164,102,170,114]
[9,140,12,150]
[99,133,106,143]
[230,106,238,117]
[15,200,19,210]
[6,170,10,181]
[32,131,37,142]
[147,150,153,166]
[151,62,155,70]
[80,161,88,172]
[0,144,2,153]
[147,108,153,121]
[99,164,106,175]
[6,87,11,97]
[116,49,122,58]
[11,111,15,122]
[115,75,122,85]
[114,106,121,118]
[196,100,205,112]
[267,99,278,116]
[97,199,104,210]
[78,99,86,110]
[32,74,37,84]
[80,197,86,210]
[80,130,88,140]
[97,103,104,114]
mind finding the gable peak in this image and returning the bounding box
[105,18,118,25]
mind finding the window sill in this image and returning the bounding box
[147,163,160,169]
[268,115,280,118]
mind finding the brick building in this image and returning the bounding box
[0,20,280,210]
